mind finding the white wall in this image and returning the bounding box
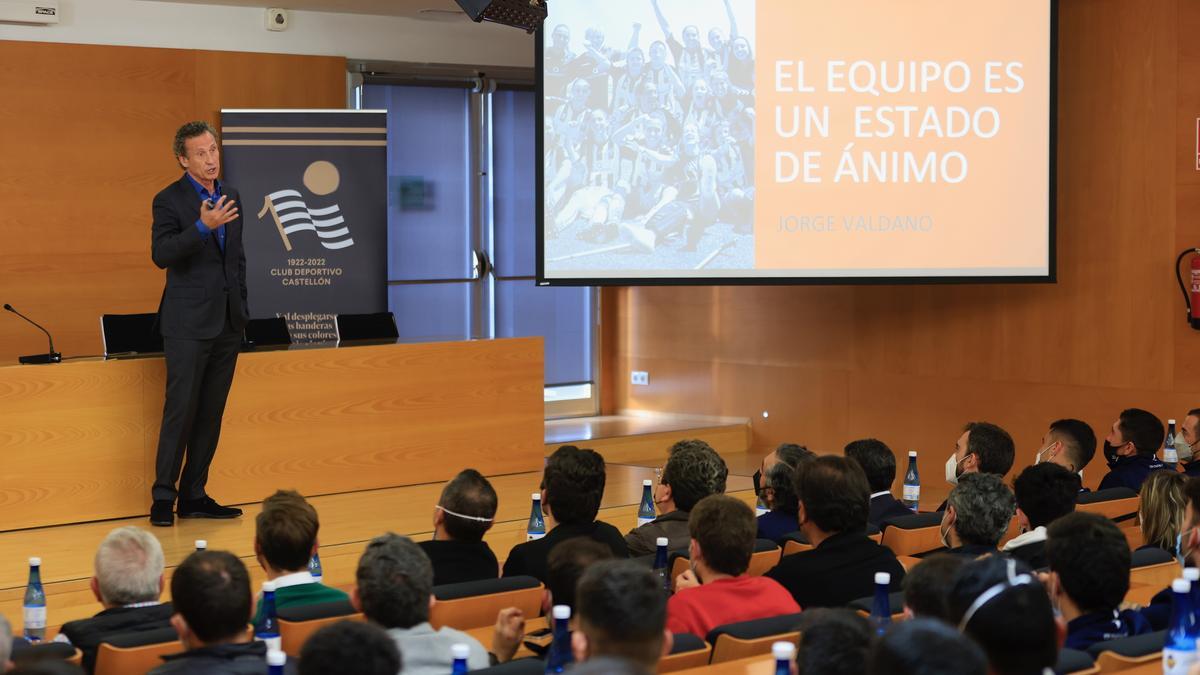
[0,0,534,66]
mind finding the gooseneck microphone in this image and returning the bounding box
[3,304,63,364]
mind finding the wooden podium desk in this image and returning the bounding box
[0,337,544,532]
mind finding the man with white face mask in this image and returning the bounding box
[936,422,1016,512]
[1177,410,1200,477]
[929,473,1016,559]
[1032,419,1097,490]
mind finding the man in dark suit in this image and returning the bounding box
[844,439,913,528]
[764,456,905,608]
[149,121,247,527]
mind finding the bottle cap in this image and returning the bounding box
[875,572,890,585]
[531,492,541,501]
[263,581,276,593]
[771,642,794,660]
[267,650,286,666]
[1174,578,1192,593]
[28,557,40,567]
[552,605,571,620]
[451,643,471,660]
[195,540,207,549]
[643,479,653,486]
[656,537,669,547]
[1186,568,1200,582]
[1170,419,1177,425]
[908,450,917,457]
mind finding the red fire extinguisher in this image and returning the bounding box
[1176,248,1200,329]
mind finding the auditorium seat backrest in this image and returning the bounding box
[1056,648,1098,675]
[658,633,712,672]
[878,512,943,557]
[848,591,907,621]
[94,626,185,675]
[431,576,544,630]
[1085,629,1164,671]
[779,526,881,557]
[277,598,363,657]
[705,612,804,664]
[1076,488,1139,523]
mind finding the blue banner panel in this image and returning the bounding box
[221,110,387,342]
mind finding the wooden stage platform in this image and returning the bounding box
[0,411,756,636]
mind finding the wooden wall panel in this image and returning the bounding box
[0,338,542,531]
[0,40,345,362]
[610,0,1192,492]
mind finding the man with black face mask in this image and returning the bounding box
[1097,409,1165,493]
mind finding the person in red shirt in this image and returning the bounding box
[667,495,800,637]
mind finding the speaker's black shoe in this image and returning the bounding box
[178,496,243,519]
[150,500,175,527]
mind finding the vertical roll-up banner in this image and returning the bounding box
[221,110,388,343]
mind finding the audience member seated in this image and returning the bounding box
[1044,512,1151,649]
[1034,419,1097,486]
[753,443,814,503]
[625,441,728,556]
[756,461,800,541]
[504,446,627,581]
[938,422,1016,511]
[56,526,173,673]
[298,620,400,675]
[794,609,871,675]
[947,556,1063,675]
[1136,470,1186,556]
[845,439,912,528]
[901,554,965,621]
[666,495,799,636]
[572,561,671,672]
[489,539,616,665]
[1098,408,1166,492]
[151,550,290,675]
[931,473,1015,558]
[1003,464,1079,569]
[419,469,500,585]
[764,456,905,608]
[352,533,491,675]
[866,619,987,675]
[251,490,348,630]
[1178,409,1200,477]
[1140,476,1200,629]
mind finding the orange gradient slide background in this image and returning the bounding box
[753,0,1052,273]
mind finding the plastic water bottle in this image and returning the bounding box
[771,641,794,675]
[1163,578,1198,674]
[637,479,656,527]
[545,605,573,674]
[267,649,286,675]
[194,540,207,551]
[527,493,546,541]
[870,572,892,634]
[902,451,920,512]
[1165,419,1179,469]
[308,552,323,583]
[451,643,470,675]
[652,537,671,593]
[256,581,281,652]
[23,557,46,642]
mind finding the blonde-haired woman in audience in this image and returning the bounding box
[1138,470,1188,557]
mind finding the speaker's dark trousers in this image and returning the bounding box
[152,302,241,503]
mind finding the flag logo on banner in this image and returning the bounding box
[256,160,354,252]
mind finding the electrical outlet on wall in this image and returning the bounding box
[631,371,649,386]
[266,8,289,31]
